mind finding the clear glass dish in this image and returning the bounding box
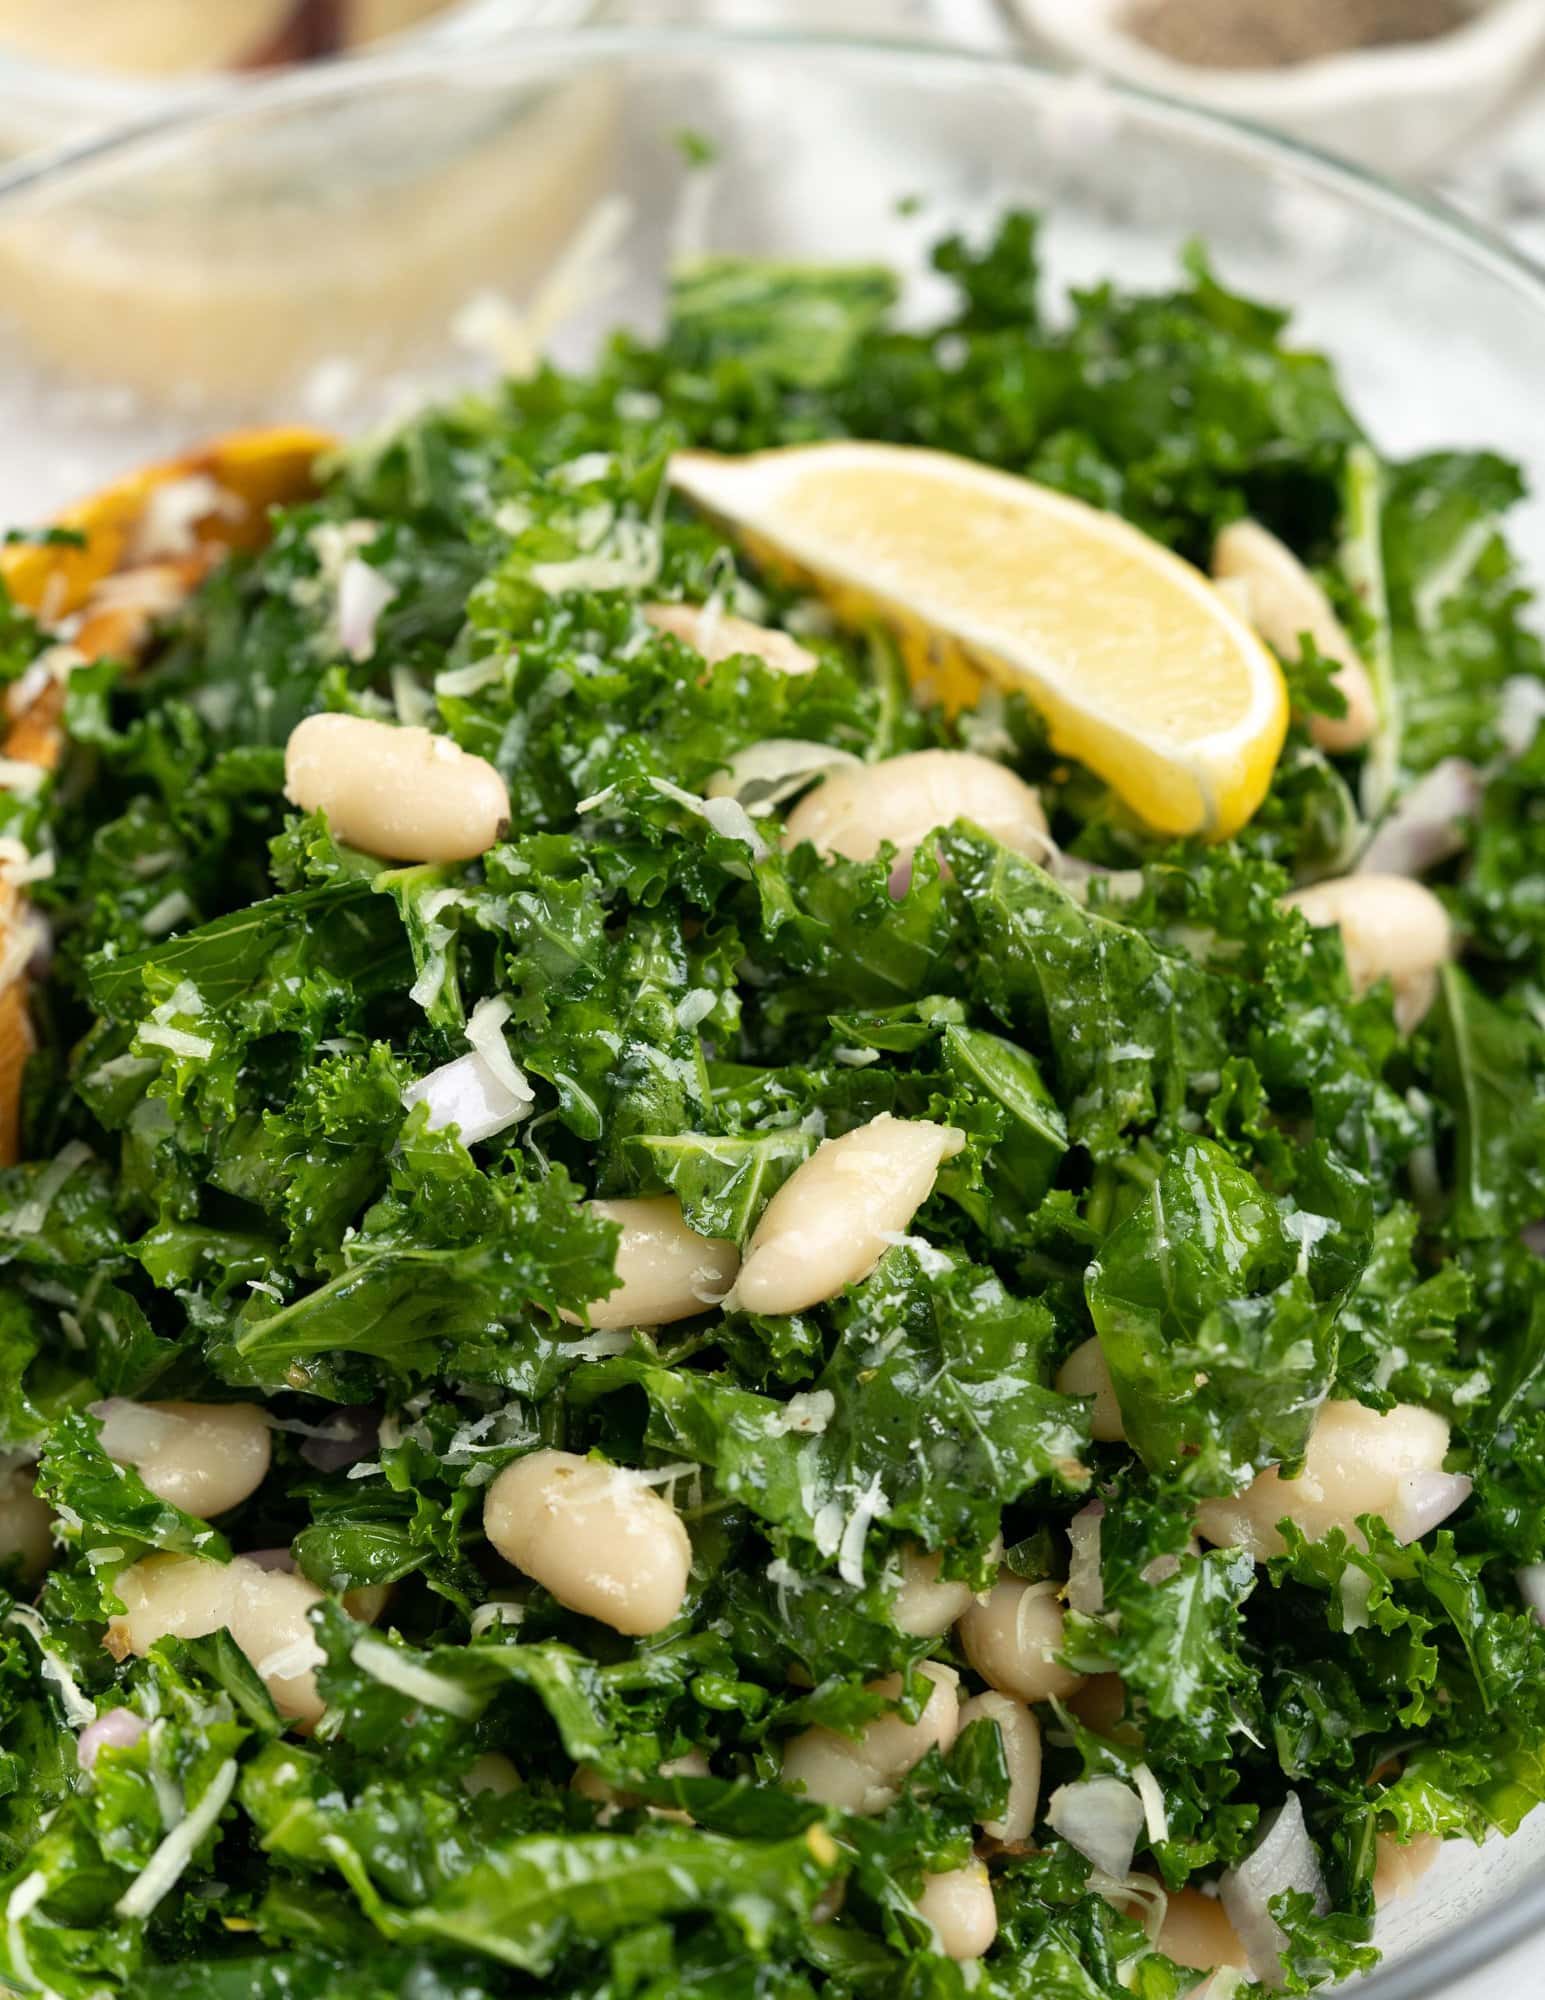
[0,26,1542,1995]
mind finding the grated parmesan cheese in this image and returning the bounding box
[434,655,508,698]
[115,1758,238,1920]
[464,994,536,1107]
[141,890,194,938]
[4,1141,92,1239]
[837,1473,888,1588]
[349,1636,482,1719]
[6,1870,48,1996]
[7,1606,96,1726]
[138,1024,214,1061]
[1132,1762,1171,1847]
[647,776,768,861]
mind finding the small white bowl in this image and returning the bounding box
[1006,0,1545,176]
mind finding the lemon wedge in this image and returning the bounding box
[670,442,1288,839]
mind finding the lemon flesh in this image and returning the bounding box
[671,441,1289,840]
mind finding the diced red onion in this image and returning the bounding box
[241,1546,298,1573]
[403,1049,530,1146]
[1220,1793,1328,1988]
[1046,1775,1145,1879]
[1517,1563,1545,1624]
[1357,759,1480,879]
[1386,1470,1472,1544]
[1066,1500,1105,1616]
[299,1406,378,1473]
[78,1706,146,1769]
[337,558,396,663]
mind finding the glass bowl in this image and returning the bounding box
[0,27,1542,1997]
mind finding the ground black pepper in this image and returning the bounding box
[1123,0,1469,69]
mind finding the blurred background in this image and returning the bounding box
[4,0,1545,516]
[6,0,1545,237]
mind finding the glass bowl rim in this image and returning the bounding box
[0,21,1542,1997]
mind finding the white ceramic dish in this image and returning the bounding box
[1006,0,1545,176]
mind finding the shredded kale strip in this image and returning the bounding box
[0,212,1543,2000]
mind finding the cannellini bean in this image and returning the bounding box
[94,1400,270,1518]
[565,1197,739,1330]
[1213,521,1377,755]
[734,1114,964,1316]
[283,714,510,863]
[106,1554,325,1727]
[0,1457,52,1581]
[1056,1338,1126,1444]
[783,749,1047,866]
[914,1861,998,1961]
[463,1751,522,1797]
[342,1581,392,1624]
[1196,1400,1453,1562]
[781,1662,960,1815]
[241,1546,388,1626]
[891,1538,1001,1638]
[482,1448,692,1637]
[575,1747,708,1825]
[957,1576,1085,1705]
[1067,1674,1130,1739]
[1372,1832,1442,1905]
[1282,875,1452,1032]
[644,602,816,677]
[1158,1887,1251,1972]
[959,1691,1041,1843]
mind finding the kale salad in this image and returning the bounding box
[1,215,1543,2000]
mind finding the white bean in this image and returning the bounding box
[574,1747,708,1824]
[1158,1887,1250,1973]
[783,749,1047,866]
[1055,1338,1126,1444]
[106,1554,325,1727]
[644,602,816,677]
[957,1575,1086,1705]
[914,1861,998,1961]
[482,1448,692,1637]
[464,1751,522,1797]
[1282,875,1452,1032]
[1196,1400,1451,1562]
[95,1400,270,1518]
[734,1114,964,1316]
[284,713,510,863]
[565,1196,739,1330]
[0,1457,52,1581]
[1372,1832,1442,1906]
[1213,520,1377,755]
[1067,1674,1129,1738]
[891,1537,1001,1638]
[959,1691,1041,1843]
[781,1662,959,1815]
